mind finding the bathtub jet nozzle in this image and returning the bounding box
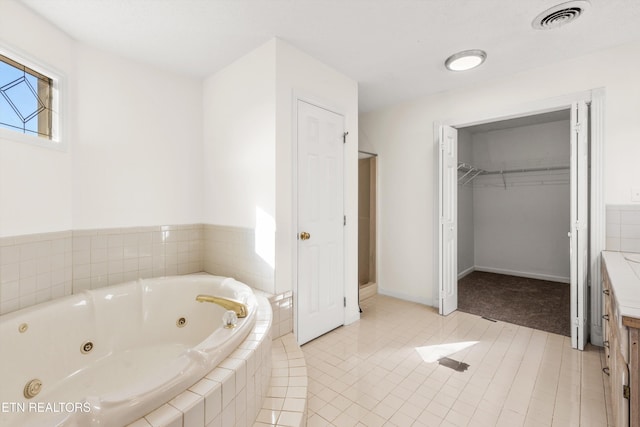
[195,295,248,318]
[24,379,42,399]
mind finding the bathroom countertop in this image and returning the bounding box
[602,251,640,324]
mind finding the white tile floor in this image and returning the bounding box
[302,295,612,427]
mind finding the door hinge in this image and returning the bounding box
[343,297,346,307]
[344,215,346,226]
[343,131,349,144]
[623,385,630,400]
[573,122,582,133]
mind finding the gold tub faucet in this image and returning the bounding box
[195,295,248,318]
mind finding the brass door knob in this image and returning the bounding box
[299,232,311,240]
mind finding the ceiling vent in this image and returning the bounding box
[533,1,590,30]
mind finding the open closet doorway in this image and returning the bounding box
[358,151,377,305]
[437,91,604,351]
[456,111,572,337]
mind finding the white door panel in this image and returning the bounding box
[439,125,458,315]
[570,101,589,350]
[438,102,590,348]
[297,100,345,345]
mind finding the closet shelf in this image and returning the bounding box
[457,162,485,185]
[458,162,570,188]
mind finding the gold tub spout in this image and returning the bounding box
[195,295,248,318]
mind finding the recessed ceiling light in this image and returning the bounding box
[444,49,487,72]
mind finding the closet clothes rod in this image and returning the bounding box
[481,165,570,175]
[457,162,570,187]
[485,165,570,190]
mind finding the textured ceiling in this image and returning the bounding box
[17,0,640,112]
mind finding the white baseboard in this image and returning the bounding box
[457,266,475,280]
[359,282,377,301]
[474,266,570,284]
[378,287,432,306]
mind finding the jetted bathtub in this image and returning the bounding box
[0,275,257,427]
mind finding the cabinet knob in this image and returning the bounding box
[602,367,610,376]
[603,289,610,296]
[602,314,610,321]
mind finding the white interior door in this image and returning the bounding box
[570,101,589,350]
[296,100,345,345]
[439,125,458,315]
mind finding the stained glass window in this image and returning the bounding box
[0,53,53,139]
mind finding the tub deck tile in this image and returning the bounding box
[169,390,205,427]
[127,294,281,427]
[126,418,153,427]
[188,378,222,425]
[144,404,182,427]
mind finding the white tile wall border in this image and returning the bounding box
[266,291,294,339]
[0,230,73,315]
[203,224,275,294]
[1,223,291,320]
[72,224,204,293]
[606,204,640,253]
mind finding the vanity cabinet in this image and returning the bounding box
[602,252,640,427]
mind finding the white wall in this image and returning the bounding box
[203,41,276,229]
[470,120,570,171]
[360,40,640,306]
[0,0,74,237]
[1,0,203,236]
[471,120,570,282]
[73,45,203,229]
[2,5,358,333]
[457,129,474,276]
[201,39,359,323]
[274,39,359,323]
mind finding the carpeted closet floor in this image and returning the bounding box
[458,271,571,337]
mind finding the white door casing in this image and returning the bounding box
[439,125,458,315]
[437,114,589,346]
[570,100,589,350]
[436,90,602,349]
[296,100,345,345]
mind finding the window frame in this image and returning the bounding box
[0,44,66,151]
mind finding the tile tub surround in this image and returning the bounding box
[242,288,292,340]
[269,291,293,339]
[72,224,204,292]
[203,224,275,294]
[1,226,301,426]
[606,204,640,253]
[126,293,274,427]
[1,224,206,315]
[1,224,294,337]
[128,299,309,427]
[0,231,73,315]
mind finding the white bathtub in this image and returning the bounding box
[0,275,257,427]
